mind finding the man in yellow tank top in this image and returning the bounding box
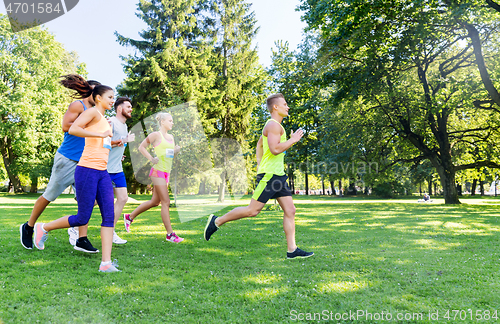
[204,93,314,259]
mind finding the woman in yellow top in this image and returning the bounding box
[33,84,121,272]
[124,113,183,243]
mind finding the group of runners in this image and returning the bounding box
[19,75,313,273]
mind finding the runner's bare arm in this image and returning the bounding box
[266,123,303,156]
[69,109,111,138]
[111,139,124,147]
[139,132,159,164]
[62,101,85,132]
[256,136,263,166]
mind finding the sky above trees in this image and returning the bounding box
[0,0,306,89]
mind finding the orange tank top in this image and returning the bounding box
[77,109,112,171]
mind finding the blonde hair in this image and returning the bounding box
[155,112,172,127]
[266,93,285,113]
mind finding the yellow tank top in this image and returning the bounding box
[78,109,112,171]
[153,132,175,173]
[257,119,286,176]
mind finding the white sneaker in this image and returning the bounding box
[68,227,79,246]
[113,231,127,244]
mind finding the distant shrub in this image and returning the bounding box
[372,182,394,198]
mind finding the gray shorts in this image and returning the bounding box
[42,152,78,202]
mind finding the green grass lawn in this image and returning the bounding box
[1,193,500,323]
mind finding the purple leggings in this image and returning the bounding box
[68,166,114,227]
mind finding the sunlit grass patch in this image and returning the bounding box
[318,280,367,294]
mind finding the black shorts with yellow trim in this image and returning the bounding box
[251,173,292,203]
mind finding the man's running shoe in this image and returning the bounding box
[74,237,99,253]
[20,222,34,249]
[204,214,219,241]
[113,231,127,244]
[166,232,184,243]
[99,260,120,273]
[68,227,79,246]
[286,247,314,259]
[123,214,133,233]
[33,223,48,250]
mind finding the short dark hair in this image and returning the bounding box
[114,97,132,110]
[266,93,285,113]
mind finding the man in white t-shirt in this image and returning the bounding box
[107,97,135,244]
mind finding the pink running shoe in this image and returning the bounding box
[123,214,133,233]
[99,260,120,273]
[34,223,48,250]
[166,232,184,243]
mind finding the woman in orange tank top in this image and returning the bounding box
[32,84,122,273]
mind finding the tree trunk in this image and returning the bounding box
[480,181,484,196]
[288,168,295,194]
[428,176,433,196]
[471,178,477,196]
[305,171,309,195]
[321,176,325,195]
[330,180,335,195]
[3,165,23,192]
[346,178,357,195]
[338,179,342,196]
[436,167,460,204]
[130,183,137,195]
[218,170,226,203]
[198,180,206,195]
[0,137,23,193]
[30,174,38,193]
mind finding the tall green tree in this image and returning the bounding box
[116,0,215,193]
[116,1,267,200]
[0,15,82,192]
[207,0,267,201]
[116,0,214,118]
[300,0,500,204]
[268,36,324,195]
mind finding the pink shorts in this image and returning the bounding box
[149,168,170,184]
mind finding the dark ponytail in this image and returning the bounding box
[60,74,101,99]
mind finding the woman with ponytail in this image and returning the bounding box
[123,112,183,243]
[20,75,100,253]
[33,84,122,273]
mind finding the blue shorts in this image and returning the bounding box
[109,172,127,188]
